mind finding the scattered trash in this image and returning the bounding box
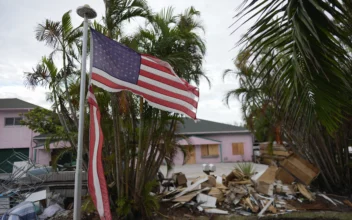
[344,200,352,208]
[254,166,277,196]
[38,203,64,220]
[172,172,187,187]
[159,153,350,218]
[201,175,216,188]
[1,201,38,220]
[295,183,315,201]
[196,193,217,208]
[204,208,228,214]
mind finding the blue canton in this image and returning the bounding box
[91,28,141,84]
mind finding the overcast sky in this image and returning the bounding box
[0,0,251,125]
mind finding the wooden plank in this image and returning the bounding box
[239,143,244,155]
[280,154,320,185]
[201,145,208,156]
[258,155,286,160]
[260,146,288,151]
[232,143,238,155]
[275,167,295,184]
[232,143,244,155]
[208,144,219,156]
[261,158,274,165]
[260,150,291,157]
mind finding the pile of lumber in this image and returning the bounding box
[258,142,292,165]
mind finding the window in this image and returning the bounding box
[201,144,219,157]
[4,117,22,126]
[232,143,244,155]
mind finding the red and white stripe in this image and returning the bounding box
[91,54,199,119]
[87,87,112,220]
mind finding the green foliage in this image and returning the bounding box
[27,1,207,218]
[82,196,97,214]
[128,6,209,86]
[21,107,61,134]
[141,180,160,217]
[228,0,352,192]
[116,197,133,217]
[235,162,255,178]
[234,0,352,134]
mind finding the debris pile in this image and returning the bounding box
[258,142,292,165]
[160,154,351,217]
[0,153,84,219]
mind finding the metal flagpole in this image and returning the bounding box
[74,5,97,220]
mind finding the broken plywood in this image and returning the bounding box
[254,166,277,196]
[280,154,319,185]
[276,167,295,184]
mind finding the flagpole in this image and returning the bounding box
[74,5,97,220]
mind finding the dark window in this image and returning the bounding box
[4,117,22,126]
[14,117,22,125]
[5,118,14,126]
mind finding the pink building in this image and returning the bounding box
[0,98,253,172]
[174,118,253,165]
[0,98,55,173]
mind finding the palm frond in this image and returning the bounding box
[35,20,61,48]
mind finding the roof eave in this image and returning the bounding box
[177,130,251,135]
[0,108,35,110]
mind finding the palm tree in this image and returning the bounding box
[99,5,208,217]
[233,0,352,133]
[35,11,82,126]
[129,6,209,86]
[24,57,79,154]
[229,1,352,191]
[103,0,151,38]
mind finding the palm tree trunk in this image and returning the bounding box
[62,49,78,127]
[111,94,123,198]
[134,97,144,202]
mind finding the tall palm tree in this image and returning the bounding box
[103,0,151,38]
[229,0,352,191]
[234,0,352,133]
[24,57,78,151]
[35,11,82,126]
[129,6,209,86]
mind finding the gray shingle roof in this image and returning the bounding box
[0,98,39,109]
[177,118,249,134]
[33,134,51,140]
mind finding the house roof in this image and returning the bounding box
[177,118,249,135]
[0,98,39,110]
[33,134,51,140]
[177,136,221,145]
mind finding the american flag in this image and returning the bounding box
[87,87,112,220]
[90,28,199,119]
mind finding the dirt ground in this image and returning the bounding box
[155,210,352,220]
[155,195,352,220]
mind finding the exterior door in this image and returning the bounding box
[185,145,196,164]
